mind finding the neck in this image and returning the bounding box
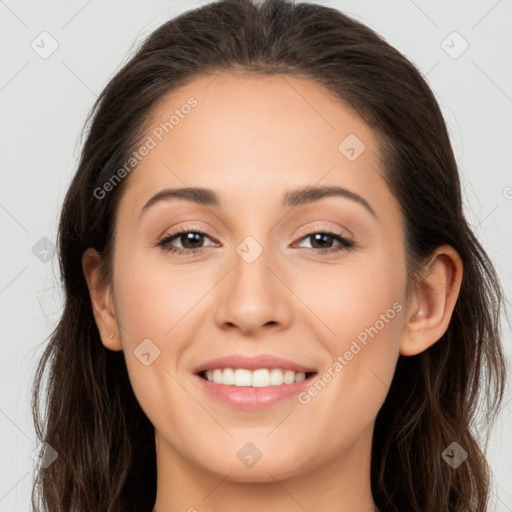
[152,423,378,512]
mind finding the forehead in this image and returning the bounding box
[119,71,389,217]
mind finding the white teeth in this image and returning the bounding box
[269,368,284,385]
[203,368,308,386]
[222,367,235,385]
[234,369,252,386]
[295,372,306,382]
[283,370,295,384]
[252,369,270,387]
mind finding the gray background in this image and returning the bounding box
[0,0,511,510]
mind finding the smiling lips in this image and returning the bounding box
[193,354,317,410]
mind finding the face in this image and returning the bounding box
[105,72,410,482]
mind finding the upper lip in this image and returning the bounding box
[193,354,317,374]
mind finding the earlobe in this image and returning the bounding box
[81,247,123,351]
[400,245,463,356]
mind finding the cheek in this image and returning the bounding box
[337,261,405,382]
[110,251,209,436]
[112,247,209,345]
[294,245,406,422]
[293,298,403,462]
[329,268,405,352]
[295,242,406,352]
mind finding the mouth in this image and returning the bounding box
[194,369,318,410]
[197,368,317,387]
[192,354,318,410]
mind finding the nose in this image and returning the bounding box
[213,244,293,337]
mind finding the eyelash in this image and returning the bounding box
[156,226,355,257]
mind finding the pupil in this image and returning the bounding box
[182,232,203,249]
[311,233,331,248]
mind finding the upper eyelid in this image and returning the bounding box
[160,227,218,242]
[293,222,353,240]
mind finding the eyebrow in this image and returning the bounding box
[139,185,377,218]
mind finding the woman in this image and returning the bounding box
[31,0,507,510]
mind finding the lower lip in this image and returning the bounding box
[194,374,315,410]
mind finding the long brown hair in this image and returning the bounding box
[31,1,507,510]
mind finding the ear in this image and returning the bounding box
[82,247,123,351]
[400,245,463,356]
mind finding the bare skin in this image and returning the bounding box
[83,72,463,512]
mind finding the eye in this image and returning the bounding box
[293,230,355,255]
[157,228,217,255]
[156,227,355,256]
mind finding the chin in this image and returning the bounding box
[193,448,308,483]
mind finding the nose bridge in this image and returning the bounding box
[213,233,292,334]
[232,236,277,311]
